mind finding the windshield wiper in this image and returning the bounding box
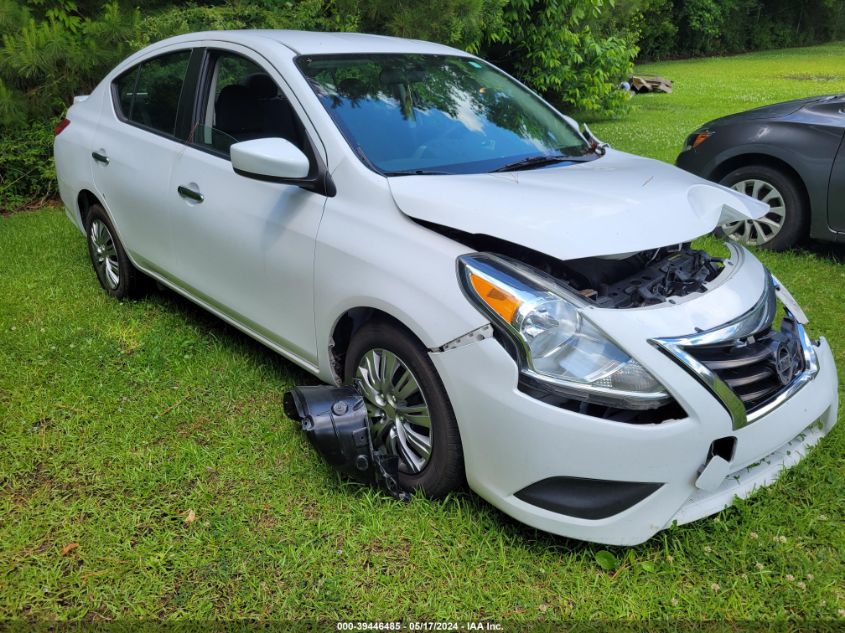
[491,152,595,173]
[382,169,454,176]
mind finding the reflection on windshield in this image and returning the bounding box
[297,54,590,175]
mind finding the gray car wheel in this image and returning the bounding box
[718,165,808,250]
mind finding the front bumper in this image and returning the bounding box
[430,332,838,546]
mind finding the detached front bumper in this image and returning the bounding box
[430,333,837,546]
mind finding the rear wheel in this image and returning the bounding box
[85,203,144,299]
[344,319,464,498]
[718,164,808,250]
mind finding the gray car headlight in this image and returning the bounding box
[458,253,672,410]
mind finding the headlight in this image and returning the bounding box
[683,129,714,152]
[458,253,672,410]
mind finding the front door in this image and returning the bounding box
[828,132,845,233]
[166,48,325,366]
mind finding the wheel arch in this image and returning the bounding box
[327,303,469,492]
[76,189,134,247]
[76,189,101,226]
[328,306,428,384]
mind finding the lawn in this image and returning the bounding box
[2,43,844,623]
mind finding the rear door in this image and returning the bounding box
[165,45,326,366]
[91,47,199,274]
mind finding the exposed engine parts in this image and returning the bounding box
[416,221,724,309]
[509,243,723,308]
[284,385,412,500]
[566,244,724,308]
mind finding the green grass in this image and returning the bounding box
[2,43,845,623]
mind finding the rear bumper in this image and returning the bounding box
[430,335,837,545]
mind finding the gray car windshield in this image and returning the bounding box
[297,54,592,175]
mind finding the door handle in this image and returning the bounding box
[177,185,204,203]
[91,151,109,164]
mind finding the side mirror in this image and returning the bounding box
[231,137,310,181]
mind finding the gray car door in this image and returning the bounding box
[828,133,845,233]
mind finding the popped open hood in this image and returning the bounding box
[388,150,768,260]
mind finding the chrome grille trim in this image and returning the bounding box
[650,277,819,430]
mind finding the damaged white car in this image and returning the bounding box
[54,30,838,545]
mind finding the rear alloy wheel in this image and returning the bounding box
[85,203,144,299]
[89,218,120,291]
[344,319,464,498]
[718,165,808,250]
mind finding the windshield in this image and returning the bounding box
[296,54,591,175]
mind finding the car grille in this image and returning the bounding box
[682,318,805,414]
[652,270,818,430]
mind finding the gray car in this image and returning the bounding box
[676,94,845,250]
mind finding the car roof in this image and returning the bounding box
[153,29,470,57]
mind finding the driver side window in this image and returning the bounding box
[191,52,306,157]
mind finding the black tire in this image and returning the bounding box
[718,164,808,251]
[344,318,464,498]
[84,203,144,299]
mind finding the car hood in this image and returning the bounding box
[708,94,843,125]
[388,150,768,260]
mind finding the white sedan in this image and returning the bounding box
[54,30,838,545]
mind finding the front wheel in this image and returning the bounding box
[344,319,464,498]
[718,164,808,250]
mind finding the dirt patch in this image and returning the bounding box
[783,73,842,82]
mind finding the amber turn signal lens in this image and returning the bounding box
[690,131,712,149]
[469,272,522,323]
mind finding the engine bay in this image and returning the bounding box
[420,221,725,308]
[530,243,724,308]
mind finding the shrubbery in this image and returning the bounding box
[485,0,636,116]
[0,122,57,211]
[638,0,845,60]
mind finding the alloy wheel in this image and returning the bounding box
[89,219,120,290]
[355,348,433,474]
[722,178,787,246]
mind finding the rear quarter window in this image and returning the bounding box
[114,67,138,117]
[112,50,192,137]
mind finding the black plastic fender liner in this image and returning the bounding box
[284,385,411,500]
[284,385,373,482]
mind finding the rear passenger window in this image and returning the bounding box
[112,50,192,137]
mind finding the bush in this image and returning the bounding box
[0,121,56,212]
[133,1,351,48]
[484,0,637,117]
[632,0,676,60]
[636,0,845,60]
[0,1,140,128]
